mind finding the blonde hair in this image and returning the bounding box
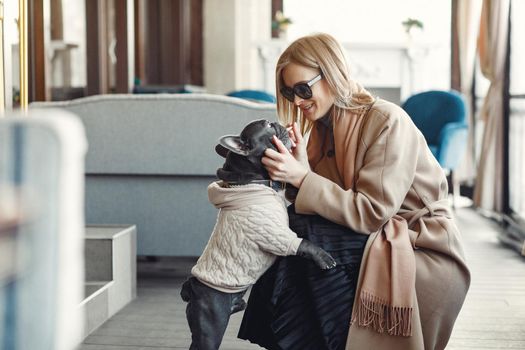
[275,33,375,134]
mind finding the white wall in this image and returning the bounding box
[203,0,452,97]
[3,0,20,108]
[60,0,86,87]
[204,0,271,94]
[126,0,135,91]
[284,0,452,95]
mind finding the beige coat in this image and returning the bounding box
[295,99,470,350]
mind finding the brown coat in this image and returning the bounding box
[295,99,470,350]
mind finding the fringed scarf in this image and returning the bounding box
[307,101,416,337]
[351,216,415,336]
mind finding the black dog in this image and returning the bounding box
[181,119,336,350]
[215,118,291,186]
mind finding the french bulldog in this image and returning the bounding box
[180,119,336,350]
[216,119,337,267]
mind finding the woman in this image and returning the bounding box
[238,33,470,350]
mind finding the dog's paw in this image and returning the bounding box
[318,253,337,270]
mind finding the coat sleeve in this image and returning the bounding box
[295,110,420,234]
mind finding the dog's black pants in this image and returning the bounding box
[181,277,246,350]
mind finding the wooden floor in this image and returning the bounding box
[79,206,525,350]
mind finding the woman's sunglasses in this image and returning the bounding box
[280,74,323,102]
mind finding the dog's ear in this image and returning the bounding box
[215,144,230,158]
[219,135,250,156]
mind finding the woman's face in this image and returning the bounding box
[281,63,335,122]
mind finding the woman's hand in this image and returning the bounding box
[262,123,309,188]
[287,122,309,167]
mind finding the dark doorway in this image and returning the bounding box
[135,0,203,87]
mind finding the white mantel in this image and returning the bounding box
[257,39,439,104]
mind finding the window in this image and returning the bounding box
[508,0,525,221]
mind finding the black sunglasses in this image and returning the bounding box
[280,74,323,102]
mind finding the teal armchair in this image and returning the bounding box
[227,89,276,103]
[402,90,468,205]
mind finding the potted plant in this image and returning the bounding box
[402,17,424,37]
[272,11,292,39]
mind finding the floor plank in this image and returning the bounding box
[447,207,525,350]
[79,207,525,349]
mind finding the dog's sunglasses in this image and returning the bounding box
[280,74,323,102]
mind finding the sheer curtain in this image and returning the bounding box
[473,0,510,212]
[455,0,482,183]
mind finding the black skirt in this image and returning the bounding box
[238,205,369,350]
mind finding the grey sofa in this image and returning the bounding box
[31,94,278,256]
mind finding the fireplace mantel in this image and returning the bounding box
[257,39,435,104]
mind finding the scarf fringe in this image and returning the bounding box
[351,290,413,337]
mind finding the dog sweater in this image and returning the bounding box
[191,181,303,293]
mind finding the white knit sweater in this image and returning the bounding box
[191,181,303,293]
